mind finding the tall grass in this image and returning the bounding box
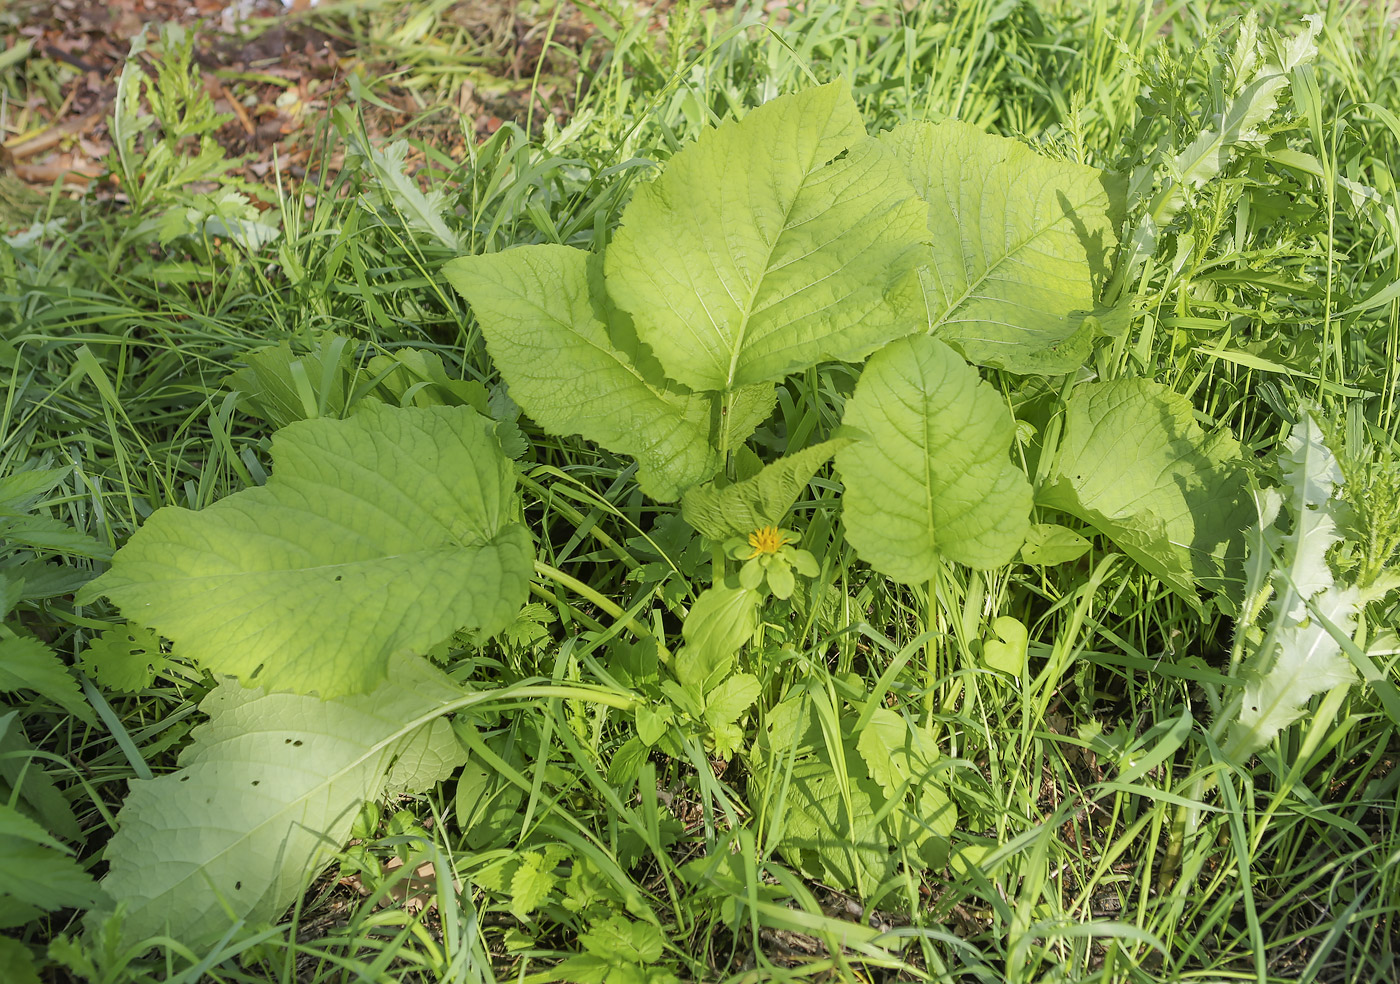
[2,1,1397,981]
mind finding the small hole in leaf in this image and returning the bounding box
[235,881,242,890]
[292,740,303,747]
[251,780,260,786]
[180,776,190,782]
[334,575,343,582]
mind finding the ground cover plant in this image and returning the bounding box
[2,1,1400,982]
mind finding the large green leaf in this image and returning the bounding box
[1039,379,1251,606]
[78,404,533,696]
[91,654,466,949]
[681,439,847,541]
[881,121,1122,375]
[445,245,723,500]
[835,336,1031,581]
[605,81,926,392]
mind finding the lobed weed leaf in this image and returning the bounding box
[1230,417,1359,758]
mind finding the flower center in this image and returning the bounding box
[746,526,788,558]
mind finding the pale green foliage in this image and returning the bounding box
[752,692,891,892]
[606,81,926,392]
[475,843,570,917]
[1039,379,1251,607]
[353,137,461,251]
[561,913,676,984]
[982,615,1029,675]
[855,708,956,869]
[1229,417,1358,759]
[1018,523,1092,566]
[226,334,357,427]
[444,245,723,500]
[509,851,561,920]
[664,585,762,756]
[716,386,779,453]
[90,654,465,949]
[0,935,41,984]
[78,404,533,696]
[880,120,1122,374]
[679,584,760,671]
[752,692,954,893]
[836,336,1032,581]
[1172,14,1320,191]
[681,439,847,540]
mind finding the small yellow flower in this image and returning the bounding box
[746,526,790,558]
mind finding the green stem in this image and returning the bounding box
[924,567,943,720]
[529,582,606,633]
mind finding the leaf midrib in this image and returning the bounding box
[723,124,836,391]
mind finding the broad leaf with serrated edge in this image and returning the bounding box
[89,654,465,949]
[880,121,1122,375]
[836,336,1031,581]
[681,440,847,540]
[606,81,926,392]
[0,636,94,724]
[0,802,105,922]
[445,245,722,500]
[1038,379,1250,607]
[78,404,532,696]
